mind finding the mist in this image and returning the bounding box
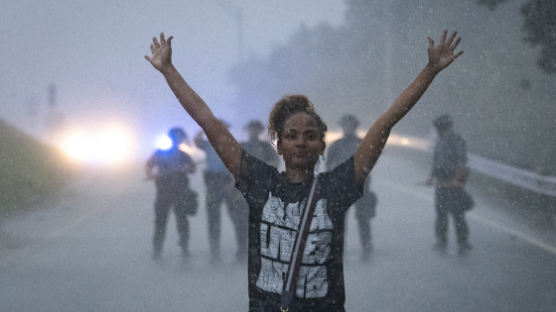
[1,0,556,311]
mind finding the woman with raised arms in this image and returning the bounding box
[145,30,462,312]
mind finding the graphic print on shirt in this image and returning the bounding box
[256,191,333,298]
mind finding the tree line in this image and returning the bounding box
[228,0,556,174]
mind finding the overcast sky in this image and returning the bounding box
[0,0,346,151]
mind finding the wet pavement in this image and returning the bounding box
[1,150,555,312]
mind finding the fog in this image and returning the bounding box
[0,0,346,157]
[2,149,556,311]
[1,0,556,311]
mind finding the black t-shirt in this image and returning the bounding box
[235,152,363,310]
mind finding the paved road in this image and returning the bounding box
[1,151,555,312]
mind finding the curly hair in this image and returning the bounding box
[268,94,327,144]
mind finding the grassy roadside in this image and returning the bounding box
[0,119,71,220]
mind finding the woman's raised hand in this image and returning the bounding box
[427,30,463,72]
[145,32,174,73]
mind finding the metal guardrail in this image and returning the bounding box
[386,133,556,197]
[193,130,556,197]
[468,154,556,197]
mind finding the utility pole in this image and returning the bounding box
[44,83,64,140]
[382,2,393,102]
[237,8,244,62]
[48,84,57,110]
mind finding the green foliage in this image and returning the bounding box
[478,0,510,10]
[229,0,556,174]
[0,119,70,219]
[521,0,556,73]
[478,0,556,74]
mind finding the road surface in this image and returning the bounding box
[1,150,555,311]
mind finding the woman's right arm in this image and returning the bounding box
[352,30,463,185]
[145,33,242,178]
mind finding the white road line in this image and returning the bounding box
[379,179,556,257]
[466,214,556,256]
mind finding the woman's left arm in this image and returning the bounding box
[353,30,463,184]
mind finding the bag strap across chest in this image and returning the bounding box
[280,176,321,312]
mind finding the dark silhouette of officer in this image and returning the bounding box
[242,120,279,167]
[146,127,197,261]
[194,122,242,263]
[427,114,473,255]
[326,114,377,261]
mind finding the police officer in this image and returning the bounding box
[194,123,241,263]
[326,114,377,261]
[427,114,473,255]
[146,127,197,261]
[242,120,280,167]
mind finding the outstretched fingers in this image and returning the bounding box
[427,30,464,70]
[446,31,457,47]
[427,37,435,49]
[450,35,463,60]
[152,36,160,49]
[145,32,174,69]
[451,37,462,51]
[156,32,173,48]
[146,43,155,64]
[440,29,448,45]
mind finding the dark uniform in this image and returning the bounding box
[194,134,242,261]
[326,133,376,258]
[147,134,197,260]
[430,115,473,253]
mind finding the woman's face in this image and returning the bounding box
[277,112,325,171]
